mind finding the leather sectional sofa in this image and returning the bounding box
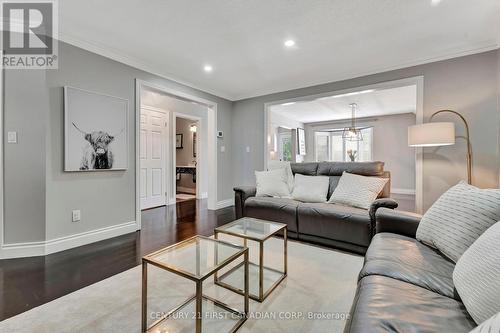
[344,208,477,332]
[234,162,398,254]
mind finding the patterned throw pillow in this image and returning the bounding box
[416,181,500,262]
[469,313,500,332]
[328,171,388,209]
[454,222,500,324]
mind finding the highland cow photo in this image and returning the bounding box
[64,86,128,171]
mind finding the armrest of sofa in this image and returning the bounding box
[368,198,398,236]
[375,208,422,238]
[234,186,257,219]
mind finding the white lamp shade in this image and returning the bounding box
[408,122,455,147]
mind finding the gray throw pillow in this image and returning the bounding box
[416,181,500,262]
[454,222,500,324]
[469,313,500,332]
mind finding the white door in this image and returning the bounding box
[140,108,167,209]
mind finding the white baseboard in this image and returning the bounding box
[176,186,196,194]
[216,199,234,210]
[391,188,416,195]
[0,221,137,259]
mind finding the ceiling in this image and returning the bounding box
[60,1,500,101]
[270,85,417,123]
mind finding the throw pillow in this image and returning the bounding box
[469,312,500,332]
[255,169,290,198]
[291,174,330,203]
[328,172,388,209]
[453,222,500,324]
[416,181,500,262]
[268,160,294,192]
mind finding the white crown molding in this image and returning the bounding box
[0,221,137,259]
[58,33,233,101]
[216,199,234,210]
[230,42,500,101]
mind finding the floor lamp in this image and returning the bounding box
[408,110,472,184]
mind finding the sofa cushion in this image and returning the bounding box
[297,203,371,247]
[255,169,290,198]
[328,172,388,209]
[345,275,476,333]
[291,174,330,203]
[360,233,457,299]
[244,197,298,233]
[416,181,500,262]
[454,222,500,324]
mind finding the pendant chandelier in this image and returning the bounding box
[342,103,363,141]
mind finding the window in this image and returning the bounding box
[314,128,373,162]
[278,133,292,161]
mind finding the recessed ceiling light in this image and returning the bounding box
[281,102,296,106]
[284,40,295,48]
[203,65,213,72]
[431,0,441,6]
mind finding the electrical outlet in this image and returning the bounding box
[220,146,225,152]
[72,210,81,222]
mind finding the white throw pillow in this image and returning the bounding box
[469,312,500,332]
[453,222,500,324]
[268,160,294,192]
[291,174,330,203]
[328,172,388,209]
[416,181,500,262]
[255,169,290,198]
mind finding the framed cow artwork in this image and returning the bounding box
[64,86,128,171]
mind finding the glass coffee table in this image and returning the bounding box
[142,235,249,333]
[214,217,287,302]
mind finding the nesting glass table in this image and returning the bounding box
[142,235,249,333]
[214,217,287,302]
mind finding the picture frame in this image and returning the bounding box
[64,86,128,171]
[297,127,306,155]
[176,134,183,149]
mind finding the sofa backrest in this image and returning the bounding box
[290,161,391,198]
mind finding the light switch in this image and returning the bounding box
[7,131,17,143]
[220,146,225,153]
[246,146,251,153]
[72,210,81,222]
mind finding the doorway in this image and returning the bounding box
[175,116,199,202]
[135,80,218,229]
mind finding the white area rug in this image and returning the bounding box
[0,237,363,333]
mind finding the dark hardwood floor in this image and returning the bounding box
[0,200,235,321]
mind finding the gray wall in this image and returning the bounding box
[304,113,416,192]
[4,42,233,244]
[232,50,500,211]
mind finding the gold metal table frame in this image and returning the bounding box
[214,218,288,302]
[141,235,249,333]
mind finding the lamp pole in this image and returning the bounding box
[429,110,472,184]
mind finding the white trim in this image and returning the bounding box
[392,188,416,195]
[59,33,233,101]
[0,221,137,259]
[135,79,218,230]
[216,199,234,210]
[0,51,4,253]
[59,33,498,101]
[264,76,425,213]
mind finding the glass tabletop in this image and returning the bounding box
[215,217,286,241]
[143,236,245,280]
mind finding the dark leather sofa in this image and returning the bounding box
[344,208,477,332]
[234,162,398,254]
